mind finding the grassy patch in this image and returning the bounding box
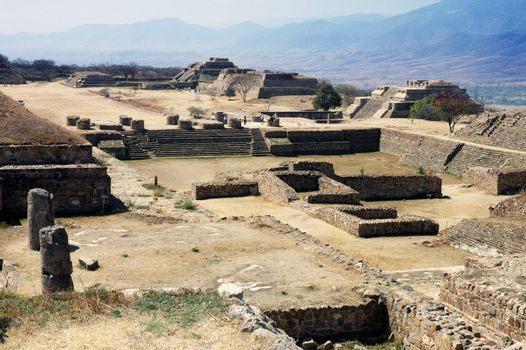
[136,291,227,328]
[142,183,166,198]
[175,200,197,211]
[0,288,227,343]
[0,222,12,230]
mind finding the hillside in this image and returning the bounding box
[0,92,85,145]
[0,0,525,84]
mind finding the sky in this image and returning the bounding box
[0,0,440,34]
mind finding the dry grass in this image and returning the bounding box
[0,286,228,346]
[0,92,85,145]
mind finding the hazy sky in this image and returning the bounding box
[0,0,440,34]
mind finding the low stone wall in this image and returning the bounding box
[340,206,398,220]
[274,171,321,192]
[464,167,526,195]
[0,259,20,292]
[337,174,442,200]
[260,111,342,121]
[441,255,526,342]
[0,164,111,215]
[264,299,389,342]
[257,172,298,205]
[192,181,259,200]
[0,144,93,166]
[287,161,335,177]
[442,219,526,254]
[307,176,360,205]
[491,194,526,218]
[315,207,438,238]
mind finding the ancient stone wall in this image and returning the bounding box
[314,207,439,238]
[0,144,93,166]
[337,174,442,200]
[307,176,361,204]
[287,161,335,177]
[0,165,111,215]
[463,167,526,195]
[257,172,299,205]
[491,194,526,218]
[264,300,389,342]
[380,129,461,173]
[192,181,259,200]
[441,255,526,342]
[442,219,526,254]
[273,171,321,192]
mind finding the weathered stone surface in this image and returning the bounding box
[78,257,100,271]
[130,119,145,131]
[119,115,132,126]
[178,119,193,130]
[40,226,74,294]
[76,118,91,130]
[66,115,80,126]
[166,115,179,125]
[218,283,244,300]
[229,118,242,129]
[27,188,54,251]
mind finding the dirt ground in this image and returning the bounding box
[3,316,265,350]
[0,214,362,309]
[0,82,319,130]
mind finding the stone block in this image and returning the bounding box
[27,188,54,251]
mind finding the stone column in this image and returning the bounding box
[40,226,74,294]
[28,189,55,251]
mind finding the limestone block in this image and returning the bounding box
[66,115,80,126]
[78,257,99,271]
[76,118,91,130]
[218,283,244,300]
[166,115,179,125]
[131,119,145,131]
[27,188,55,251]
[119,115,132,126]
[178,119,193,130]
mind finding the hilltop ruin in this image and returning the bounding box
[348,80,472,119]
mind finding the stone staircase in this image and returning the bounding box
[352,98,384,119]
[445,144,526,176]
[250,129,271,156]
[123,129,255,159]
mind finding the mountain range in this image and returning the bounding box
[0,0,525,86]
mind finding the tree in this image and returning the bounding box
[228,74,260,102]
[432,92,481,133]
[335,84,371,107]
[204,86,220,101]
[188,106,206,118]
[224,86,236,100]
[411,93,482,133]
[264,97,277,112]
[122,62,139,80]
[32,59,55,71]
[313,80,342,111]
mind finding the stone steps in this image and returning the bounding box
[250,129,271,156]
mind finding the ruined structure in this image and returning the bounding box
[193,161,441,238]
[27,189,55,251]
[40,226,74,294]
[348,80,472,119]
[213,70,318,99]
[65,71,117,88]
[457,111,526,152]
[0,93,111,216]
[173,57,237,87]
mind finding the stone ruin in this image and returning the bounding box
[40,225,74,294]
[27,189,55,251]
[0,94,111,216]
[347,80,473,119]
[173,57,238,88]
[192,160,441,238]
[65,71,117,88]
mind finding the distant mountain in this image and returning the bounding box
[0,0,525,84]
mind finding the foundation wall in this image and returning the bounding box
[257,172,299,205]
[264,300,389,342]
[192,181,259,200]
[307,176,361,204]
[337,175,442,200]
[441,270,526,341]
[0,144,93,166]
[0,165,111,215]
[357,217,439,238]
[274,171,321,192]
